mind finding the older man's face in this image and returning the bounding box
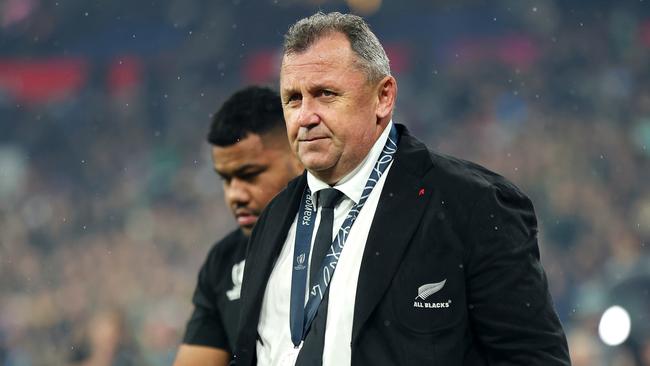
[280,32,385,185]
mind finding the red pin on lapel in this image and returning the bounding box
[418,188,425,196]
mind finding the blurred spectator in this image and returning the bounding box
[68,308,142,366]
[0,0,648,364]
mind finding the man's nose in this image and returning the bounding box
[297,97,320,127]
[225,179,250,205]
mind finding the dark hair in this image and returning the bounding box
[207,86,284,146]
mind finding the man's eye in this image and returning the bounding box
[318,89,336,98]
[285,94,301,104]
[240,171,261,181]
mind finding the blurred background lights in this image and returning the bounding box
[598,305,632,346]
[346,0,382,16]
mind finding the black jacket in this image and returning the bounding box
[234,125,570,365]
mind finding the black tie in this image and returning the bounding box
[309,188,344,289]
[297,188,343,366]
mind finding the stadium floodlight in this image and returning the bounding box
[598,305,631,346]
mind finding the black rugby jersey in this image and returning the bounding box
[183,229,247,353]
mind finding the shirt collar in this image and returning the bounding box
[308,120,394,206]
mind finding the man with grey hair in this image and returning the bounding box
[235,12,570,366]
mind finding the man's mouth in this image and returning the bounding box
[235,211,257,227]
[299,136,328,142]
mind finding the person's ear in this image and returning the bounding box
[375,75,397,120]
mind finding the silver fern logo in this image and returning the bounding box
[413,279,451,309]
[415,280,447,300]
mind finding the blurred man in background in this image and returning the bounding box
[70,308,142,366]
[174,86,303,366]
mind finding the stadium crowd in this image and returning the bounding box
[1,0,649,364]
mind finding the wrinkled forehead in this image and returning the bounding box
[282,46,351,70]
[280,56,340,82]
[280,47,367,92]
[279,58,368,99]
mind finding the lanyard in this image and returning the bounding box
[289,124,398,347]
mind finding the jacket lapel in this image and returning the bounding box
[239,173,307,350]
[351,126,435,343]
[252,173,306,280]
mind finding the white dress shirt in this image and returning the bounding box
[257,121,395,366]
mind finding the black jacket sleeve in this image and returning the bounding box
[465,181,571,365]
